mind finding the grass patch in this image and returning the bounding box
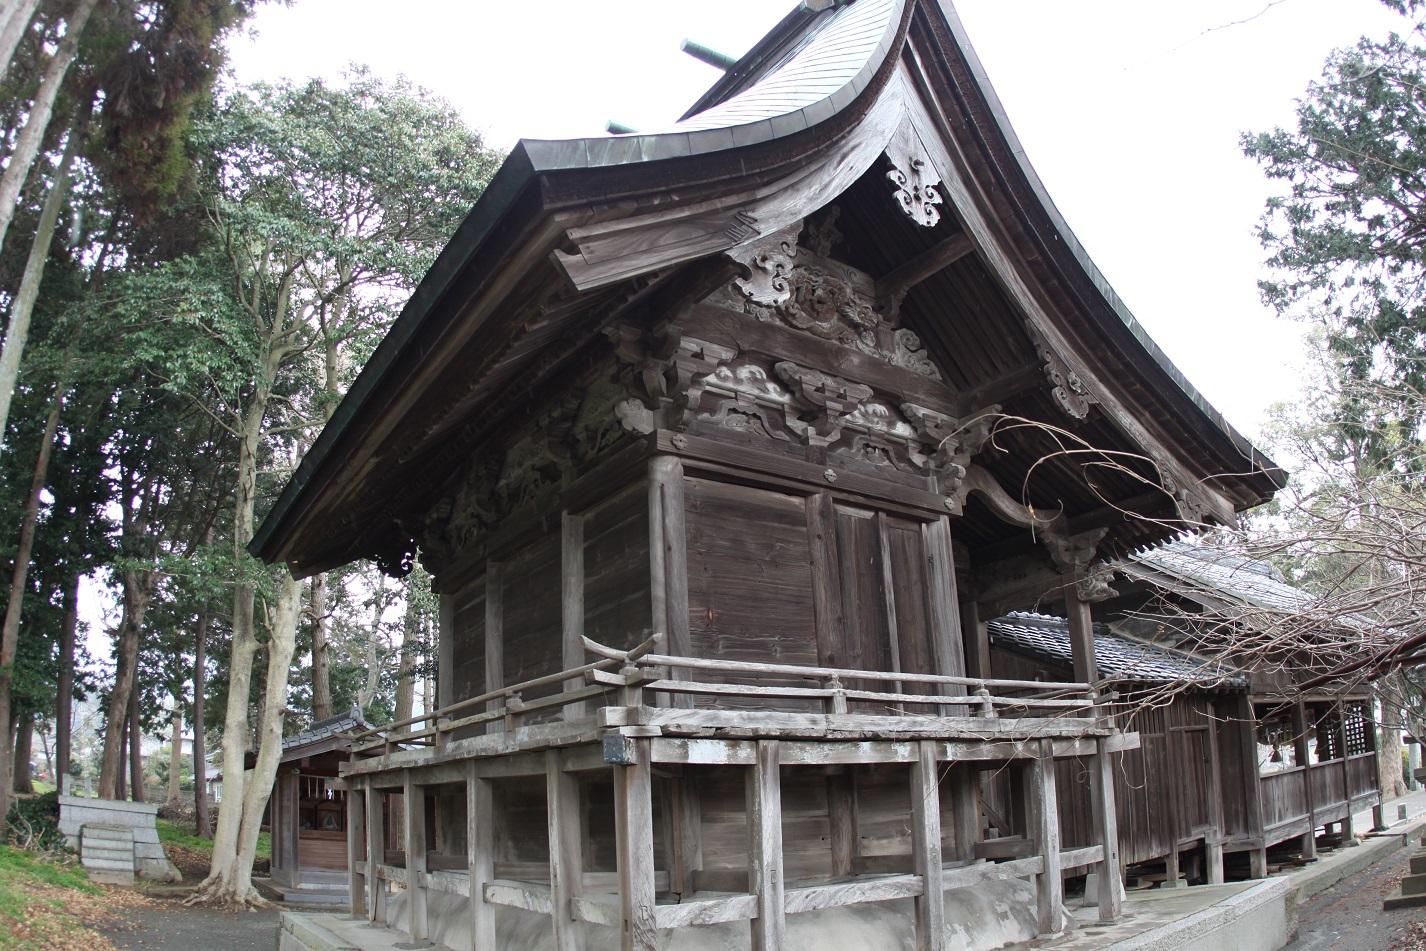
[0,844,112,950]
[155,819,269,861]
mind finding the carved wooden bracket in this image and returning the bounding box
[728,224,801,306]
[1024,323,1095,421]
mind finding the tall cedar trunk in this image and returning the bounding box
[309,573,332,721]
[202,380,273,891]
[193,604,209,835]
[0,0,94,275]
[228,574,303,903]
[97,571,151,798]
[0,0,39,82]
[114,719,125,800]
[11,711,31,793]
[128,685,143,802]
[54,572,77,789]
[0,385,62,819]
[166,701,183,805]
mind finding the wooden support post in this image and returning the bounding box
[828,768,857,878]
[1236,697,1268,878]
[562,513,586,718]
[403,770,429,941]
[924,518,966,716]
[875,514,905,704]
[1205,708,1227,884]
[366,784,387,923]
[949,764,978,864]
[807,492,846,670]
[1064,594,1097,697]
[748,740,785,951]
[1292,700,1317,859]
[1068,592,1121,919]
[650,457,692,707]
[466,762,496,951]
[1337,698,1355,842]
[911,741,946,951]
[673,772,703,896]
[485,564,504,720]
[615,739,657,951]
[1030,740,1062,935]
[959,599,991,683]
[547,751,585,951]
[347,778,367,919]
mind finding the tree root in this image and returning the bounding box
[182,875,270,911]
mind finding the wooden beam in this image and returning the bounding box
[1030,741,1062,935]
[651,457,692,706]
[547,751,585,951]
[485,563,504,718]
[1336,698,1355,841]
[911,742,946,951]
[1090,736,1122,920]
[347,779,367,919]
[672,772,702,897]
[614,739,657,951]
[807,492,846,669]
[959,599,991,683]
[403,771,429,941]
[949,764,978,864]
[924,518,967,710]
[1205,708,1227,884]
[877,231,975,301]
[1064,594,1098,697]
[466,762,496,951]
[1235,696,1268,878]
[876,513,905,704]
[828,768,857,878]
[748,740,785,951]
[1291,700,1316,860]
[366,784,386,923]
[562,513,586,718]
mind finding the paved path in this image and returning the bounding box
[99,893,280,951]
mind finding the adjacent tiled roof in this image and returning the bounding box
[282,706,373,752]
[1122,540,1314,615]
[988,611,1247,687]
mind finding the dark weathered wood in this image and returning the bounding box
[403,771,429,940]
[347,779,367,918]
[1030,741,1062,935]
[562,513,586,717]
[923,517,966,709]
[828,768,857,878]
[614,738,657,951]
[949,764,978,863]
[485,563,505,717]
[807,492,847,668]
[547,751,584,951]
[466,762,496,949]
[959,599,991,682]
[1205,703,1227,884]
[748,740,785,951]
[366,784,387,923]
[876,231,975,301]
[672,772,702,896]
[1090,736,1122,920]
[910,741,946,951]
[1064,595,1098,699]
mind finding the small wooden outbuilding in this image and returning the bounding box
[267,708,386,901]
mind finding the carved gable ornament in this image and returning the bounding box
[885,120,944,229]
[1024,323,1096,422]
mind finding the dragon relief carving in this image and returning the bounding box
[717,216,945,382]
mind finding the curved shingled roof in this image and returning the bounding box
[251,0,1283,568]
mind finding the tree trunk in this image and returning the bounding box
[97,571,152,799]
[114,719,125,800]
[309,573,332,721]
[0,107,83,456]
[128,685,143,802]
[166,700,183,806]
[11,711,32,793]
[0,383,62,819]
[0,0,39,82]
[198,384,272,898]
[55,572,77,789]
[193,604,210,836]
[231,574,303,903]
[0,0,95,270]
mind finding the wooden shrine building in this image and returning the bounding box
[266,707,386,904]
[251,1,1287,949]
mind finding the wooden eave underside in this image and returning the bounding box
[257,0,1282,576]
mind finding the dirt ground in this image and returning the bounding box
[98,892,279,951]
[1288,839,1426,951]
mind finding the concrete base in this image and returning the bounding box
[59,795,181,883]
[282,876,1044,951]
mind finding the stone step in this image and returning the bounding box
[83,857,137,872]
[1401,874,1426,897]
[81,825,135,843]
[1409,852,1426,875]
[82,845,136,861]
[1385,890,1426,911]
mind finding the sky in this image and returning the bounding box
[224,0,1412,446]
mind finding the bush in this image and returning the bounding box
[5,792,64,853]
